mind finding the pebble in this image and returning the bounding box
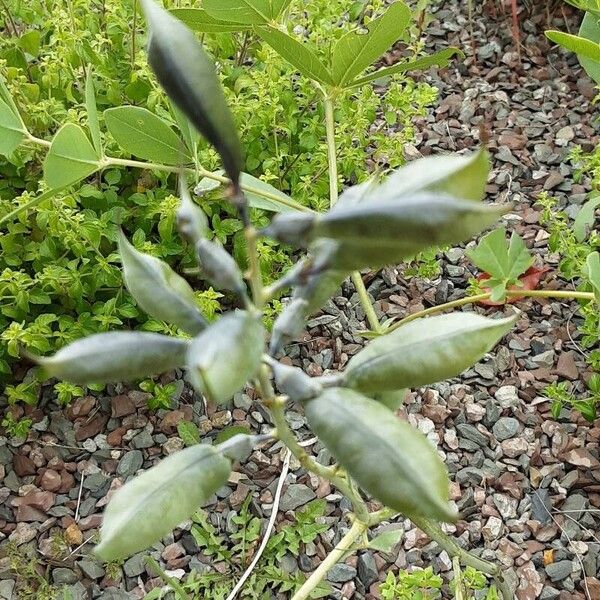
[492,417,520,441]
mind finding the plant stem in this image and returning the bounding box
[0,0,17,36]
[145,556,191,600]
[131,0,137,72]
[291,519,367,600]
[351,272,382,332]
[245,225,264,309]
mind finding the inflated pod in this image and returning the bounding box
[304,388,456,522]
[35,332,189,384]
[269,298,310,354]
[177,182,208,244]
[271,361,323,401]
[344,313,517,393]
[95,443,231,561]
[373,389,408,411]
[118,231,207,335]
[196,239,246,295]
[187,311,264,403]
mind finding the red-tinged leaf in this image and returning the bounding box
[476,266,551,306]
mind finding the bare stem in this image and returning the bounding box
[351,272,382,332]
[244,225,264,309]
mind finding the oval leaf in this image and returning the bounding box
[0,97,25,156]
[304,388,456,522]
[95,444,231,561]
[586,251,600,303]
[170,8,249,32]
[34,332,189,384]
[579,11,600,85]
[141,0,243,185]
[344,313,517,393]
[187,311,264,403]
[573,194,600,242]
[43,123,101,188]
[203,0,281,25]
[105,106,189,165]
[118,231,207,335]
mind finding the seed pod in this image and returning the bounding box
[196,239,246,295]
[95,443,231,561]
[373,389,408,411]
[304,388,456,522]
[271,361,323,402]
[269,298,310,355]
[177,181,208,244]
[34,332,189,384]
[344,313,517,393]
[140,0,243,185]
[187,311,264,403]
[118,231,207,335]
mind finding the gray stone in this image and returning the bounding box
[280,484,316,511]
[62,582,88,600]
[545,560,573,582]
[117,450,144,478]
[83,472,109,493]
[530,489,552,524]
[327,563,357,583]
[0,580,15,600]
[78,557,105,579]
[494,386,520,408]
[298,554,313,572]
[357,552,378,588]
[492,417,519,441]
[455,424,488,447]
[52,567,78,584]
[280,554,298,574]
[532,350,554,368]
[123,553,146,578]
[131,430,154,449]
[100,589,133,600]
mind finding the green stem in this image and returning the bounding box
[0,0,17,36]
[145,556,191,600]
[351,272,382,332]
[131,0,137,72]
[245,225,264,309]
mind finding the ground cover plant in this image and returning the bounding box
[18,2,600,600]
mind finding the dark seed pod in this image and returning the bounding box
[141,0,243,186]
[271,361,323,402]
[304,388,457,522]
[196,239,246,295]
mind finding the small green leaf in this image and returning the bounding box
[585,251,600,303]
[546,29,600,61]
[369,528,404,553]
[118,231,208,335]
[0,97,25,156]
[43,123,101,188]
[343,313,517,393]
[256,26,333,85]
[349,48,463,88]
[104,106,189,165]
[85,69,103,156]
[33,332,189,384]
[579,11,600,84]
[331,2,411,87]
[572,400,597,422]
[177,421,201,446]
[95,443,231,561]
[215,425,252,444]
[550,398,563,420]
[573,195,600,242]
[170,8,249,32]
[203,0,283,24]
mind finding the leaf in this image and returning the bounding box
[177,421,201,446]
[215,425,252,444]
[43,123,101,188]
[466,227,534,300]
[95,443,231,561]
[585,251,600,303]
[104,106,189,165]
[343,313,517,393]
[476,265,550,306]
[331,2,411,87]
[579,11,600,85]
[256,26,333,85]
[573,194,600,242]
[0,73,24,120]
[369,528,404,553]
[33,332,189,384]
[141,0,243,184]
[304,388,456,522]
[85,69,103,156]
[187,311,264,404]
[170,8,249,32]
[170,100,199,155]
[118,231,208,335]
[0,97,26,156]
[572,400,597,422]
[349,47,464,88]
[546,29,600,60]
[203,0,282,24]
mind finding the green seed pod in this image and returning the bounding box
[373,389,408,411]
[33,332,189,384]
[196,239,246,295]
[304,388,456,522]
[177,181,209,244]
[271,361,323,402]
[187,311,264,403]
[118,231,207,335]
[269,298,310,354]
[140,0,243,185]
[95,443,231,561]
[344,313,517,393]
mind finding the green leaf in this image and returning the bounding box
[256,26,333,85]
[215,425,252,444]
[32,332,189,384]
[546,28,600,62]
[466,228,534,297]
[550,398,563,419]
[0,97,26,156]
[43,123,101,188]
[369,528,404,553]
[573,194,600,242]
[304,388,456,522]
[171,100,199,155]
[203,0,282,24]
[0,73,24,119]
[177,421,201,446]
[343,313,517,393]
[85,69,103,156]
[579,11,600,85]
[585,251,600,303]
[572,400,597,422]
[349,48,464,88]
[104,106,189,165]
[187,311,264,404]
[170,8,249,32]
[331,2,411,87]
[95,444,231,561]
[141,0,243,184]
[118,231,208,335]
